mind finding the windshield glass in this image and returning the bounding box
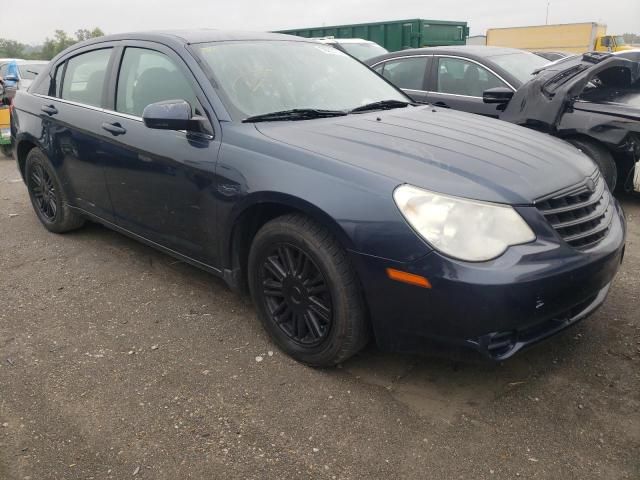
[194,41,406,119]
[338,42,388,61]
[489,52,550,85]
[614,36,627,46]
[19,64,46,80]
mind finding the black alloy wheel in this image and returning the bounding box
[24,148,85,233]
[248,214,369,367]
[29,163,58,221]
[261,243,333,346]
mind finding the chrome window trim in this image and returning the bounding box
[403,88,428,94]
[32,93,214,140]
[370,53,516,96]
[428,91,484,100]
[33,93,143,122]
[369,53,432,69]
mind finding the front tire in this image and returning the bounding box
[25,148,85,233]
[568,138,617,191]
[248,214,369,367]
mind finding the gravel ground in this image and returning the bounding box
[1,157,639,479]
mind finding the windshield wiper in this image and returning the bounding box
[350,99,413,113]
[25,70,40,76]
[242,109,347,123]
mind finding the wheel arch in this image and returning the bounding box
[223,192,356,294]
[15,136,39,180]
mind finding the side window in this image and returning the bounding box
[61,48,112,107]
[54,63,64,97]
[379,57,428,91]
[116,47,199,117]
[373,64,384,75]
[436,57,507,97]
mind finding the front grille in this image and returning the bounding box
[536,172,613,250]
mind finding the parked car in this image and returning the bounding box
[367,46,640,192]
[13,31,625,366]
[533,51,569,61]
[313,37,388,61]
[0,59,48,102]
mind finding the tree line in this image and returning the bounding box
[0,28,104,61]
[622,33,640,45]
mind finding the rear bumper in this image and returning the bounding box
[352,201,626,360]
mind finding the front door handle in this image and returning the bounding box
[41,104,58,116]
[432,101,450,108]
[101,122,126,136]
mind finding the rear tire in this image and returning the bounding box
[568,138,617,191]
[248,214,369,367]
[25,148,85,233]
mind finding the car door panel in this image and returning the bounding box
[47,101,116,221]
[100,115,220,264]
[425,56,510,117]
[100,44,221,265]
[35,46,117,221]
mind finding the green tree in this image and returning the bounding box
[39,28,105,60]
[0,38,26,58]
[622,33,639,45]
[75,27,105,42]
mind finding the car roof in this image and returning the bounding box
[381,45,527,59]
[315,38,377,45]
[76,29,307,46]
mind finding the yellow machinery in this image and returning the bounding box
[486,23,633,54]
[0,106,12,157]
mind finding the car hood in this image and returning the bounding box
[255,106,596,205]
[502,53,640,129]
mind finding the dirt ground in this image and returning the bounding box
[1,157,639,480]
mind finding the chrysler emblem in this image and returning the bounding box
[586,178,596,193]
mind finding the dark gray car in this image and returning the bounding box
[366,46,549,116]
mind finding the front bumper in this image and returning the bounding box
[351,200,626,360]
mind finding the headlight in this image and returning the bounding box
[393,185,535,262]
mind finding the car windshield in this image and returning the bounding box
[19,64,46,80]
[489,52,551,85]
[338,42,389,61]
[614,36,627,46]
[194,41,406,119]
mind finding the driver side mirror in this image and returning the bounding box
[483,87,514,104]
[142,99,208,133]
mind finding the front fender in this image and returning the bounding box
[216,124,432,266]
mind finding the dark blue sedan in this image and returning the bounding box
[11,30,626,366]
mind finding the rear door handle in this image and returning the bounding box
[41,104,58,116]
[433,102,450,108]
[101,122,126,136]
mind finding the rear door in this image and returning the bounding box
[33,45,117,221]
[372,55,431,103]
[99,42,221,265]
[425,56,512,117]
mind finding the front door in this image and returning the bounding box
[100,45,221,265]
[425,56,512,117]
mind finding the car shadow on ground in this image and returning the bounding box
[61,218,602,425]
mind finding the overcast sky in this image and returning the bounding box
[3,0,639,44]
